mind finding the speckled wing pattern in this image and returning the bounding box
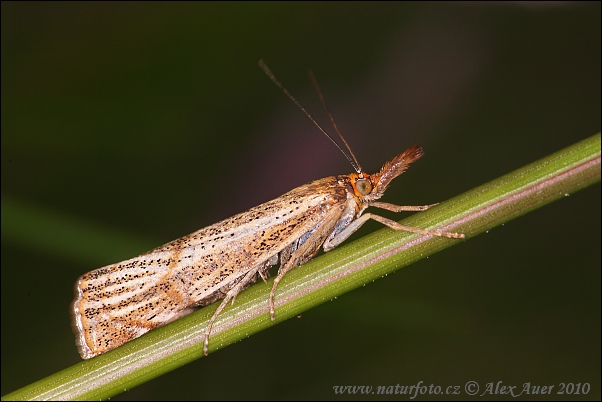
[71,176,348,359]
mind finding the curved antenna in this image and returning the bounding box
[258,60,362,174]
[308,70,362,173]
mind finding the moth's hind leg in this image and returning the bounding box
[203,267,259,356]
[258,254,278,284]
[269,207,342,320]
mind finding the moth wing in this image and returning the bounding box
[71,249,189,358]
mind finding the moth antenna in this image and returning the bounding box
[308,70,362,173]
[258,59,362,173]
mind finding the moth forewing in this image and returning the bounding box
[72,176,348,358]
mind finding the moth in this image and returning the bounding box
[71,61,464,359]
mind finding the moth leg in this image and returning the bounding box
[269,207,342,321]
[368,214,464,239]
[324,213,464,251]
[369,201,438,212]
[258,269,270,284]
[269,244,313,321]
[203,267,259,356]
[258,254,278,284]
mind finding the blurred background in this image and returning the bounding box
[2,2,600,400]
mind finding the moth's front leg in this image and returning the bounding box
[323,203,464,252]
[369,201,438,212]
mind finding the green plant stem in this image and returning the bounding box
[3,133,600,401]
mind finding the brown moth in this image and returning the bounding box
[71,61,464,359]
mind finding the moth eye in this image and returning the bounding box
[356,178,372,196]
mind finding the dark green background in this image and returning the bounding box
[2,2,600,400]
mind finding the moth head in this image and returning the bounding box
[355,145,425,202]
